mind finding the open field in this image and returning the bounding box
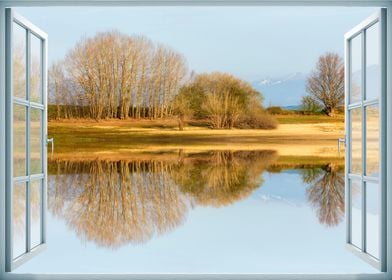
[48,116,345,160]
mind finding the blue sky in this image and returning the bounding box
[16,6,377,82]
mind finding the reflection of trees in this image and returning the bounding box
[30,46,41,102]
[47,153,348,249]
[48,150,277,248]
[13,43,25,98]
[49,160,188,248]
[172,151,277,207]
[301,164,345,227]
[13,183,26,237]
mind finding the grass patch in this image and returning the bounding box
[275,113,344,124]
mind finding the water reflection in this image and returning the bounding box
[45,151,346,249]
[49,159,189,248]
[172,150,277,207]
[302,164,345,227]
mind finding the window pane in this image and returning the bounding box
[350,34,362,104]
[13,181,26,259]
[13,23,26,100]
[30,180,42,249]
[365,23,380,101]
[365,181,379,259]
[351,108,362,174]
[31,108,42,174]
[13,104,26,177]
[30,35,42,103]
[350,179,362,249]
[366,104,379,177]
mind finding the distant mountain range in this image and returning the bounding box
[252,72,307,109]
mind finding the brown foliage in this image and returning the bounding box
[236,110,278,129]
[175,72,276,129]
[49,31,187,120]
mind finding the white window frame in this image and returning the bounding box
[0,1,391,280]
[4,8,48,272]
[344,9,387,271]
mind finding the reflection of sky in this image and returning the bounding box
[14,170,377,274]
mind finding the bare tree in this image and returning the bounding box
[49,62,64,119]
[49,61,78,119]
[306,52,344,116]
[172,90,193,130]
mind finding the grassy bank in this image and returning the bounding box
[275,113,344,124]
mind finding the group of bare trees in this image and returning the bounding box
[48,31,278,130]
[49,31,187,120]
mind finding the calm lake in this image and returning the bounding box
[14,150,376,274]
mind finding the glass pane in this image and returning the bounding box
[351,108,362,174]
[13,181,26,259]
[350,179,362,249]
[365,23,380,101]
[366,104,379,177]
[30,35,42,103]
[350,34,362,104]
[31,108,42,174]
[13,104,26,177]
[30,180,42,249]
[13,23,26,100]
[365,181,379,259]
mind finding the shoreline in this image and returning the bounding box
[48,119,345,160]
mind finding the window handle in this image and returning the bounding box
[47,138,54,159]
[338,136,346,156]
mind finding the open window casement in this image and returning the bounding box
[5,8,48,272]
[345,8,387,272]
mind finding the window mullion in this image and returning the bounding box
[25,29,31,253]
[361,28,366,254]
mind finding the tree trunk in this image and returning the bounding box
[178,116,184,131]
[327,107,336,117]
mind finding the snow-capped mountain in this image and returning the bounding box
[254,72,304,87]
[252,72,307,108]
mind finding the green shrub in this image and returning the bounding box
[266,106,294,115]
[266,106,283,114]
